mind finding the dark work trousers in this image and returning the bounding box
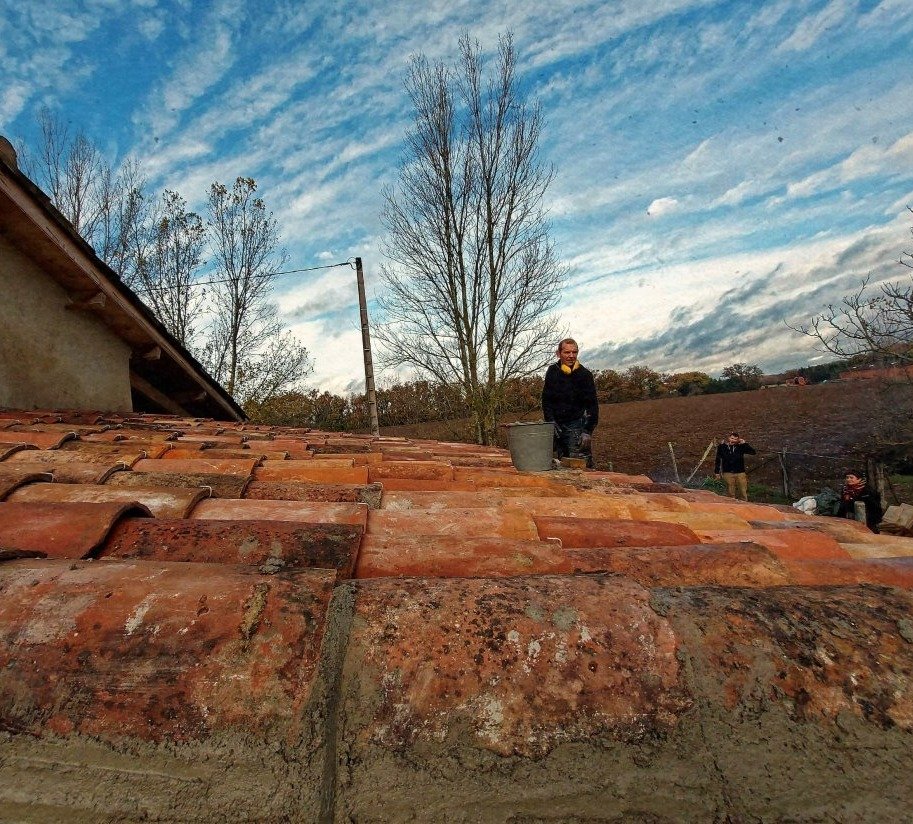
[554,418,593,468]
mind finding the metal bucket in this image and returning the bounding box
[506,421,554,472]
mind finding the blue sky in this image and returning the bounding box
[3,0,913,394]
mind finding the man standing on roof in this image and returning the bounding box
[542,338,599,468]
[714,431,756,501]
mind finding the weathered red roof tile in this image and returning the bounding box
[60,440,169,460]
[100,518,362,576]
[504,495,639,519]
[191,498,368,529]
[106,469,249,499]
[367,507,538,540]
[367,460,455,482]
[355,535,565,578]
[561,542,794,586]
[841,539,913,559]
[0,430,77,449]
[376,448,436,461]
[81,429,178,443]
[254,460,369,485]
[367,478,480,492]
[339,574,691,758]
[452,467,568,490]
[5,446,144,468]
[4,460,122,484]
[700,528,851,561]
[0,442,34,461]
[0,468,53,499]
[244,480,382,508]
[0,501,151,559]
[133,456,259,477]
[8,482,209,519]
[676,500,796,522]
[782,556,913,587]
[0,559,335,741]
[642,509,753,532]
[534,515,700,547]
[313,451,382,464]
[380,490,522,510]
[653,584,913,730]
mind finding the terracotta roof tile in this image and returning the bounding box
[191,498,369,528]
[133,456,260,476]
[0,558,334,741]
[0,501,151,559]
[533,515,701,547]
[367,507,538,540]
[4,460,124,484]
[100,518,362,576]
[0,442,34,461]
[0,468,53,499]
[0,430,78,449]
[106,468,250,499]
[3,407,913,819]
[355,535,566,578]
[8,482,209,518]
[244,480,382,508]
[254,460,369,484]
[340,574,691,757]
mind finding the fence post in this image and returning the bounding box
[685,439,716,486]
[668,442,681,484]
[778,449,790,499]
[866,455,888,513]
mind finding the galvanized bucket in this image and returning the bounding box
[505,421,554,472]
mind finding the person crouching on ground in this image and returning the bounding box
[714,431,756,501]
[541,338,598,468]
[837,471,882,531]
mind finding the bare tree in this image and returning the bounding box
[377,33,564,444]
[133,190,207,347]
[793,213,913,460]
[203,177,310,403]
[20,108,151,284]
[794,275,913,364]
[94,158,152,286]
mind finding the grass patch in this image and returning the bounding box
[698,475,790,505]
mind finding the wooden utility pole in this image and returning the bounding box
[355,257,380,436]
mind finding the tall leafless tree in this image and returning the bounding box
[134,190,207,347]
[20,108,150,284]
[377,33,564,445]
[793,211,913,460]
[203,177,310,403]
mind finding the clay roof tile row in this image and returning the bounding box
[1,407,913,820]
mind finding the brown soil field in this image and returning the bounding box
[383,380,893,496]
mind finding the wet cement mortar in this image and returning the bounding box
[330,579,913,824]
[2,577,913,822]
[0,582,359,823]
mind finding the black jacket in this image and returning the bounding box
[541,362,599,432]
[714,442,756,474]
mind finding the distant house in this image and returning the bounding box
[0,135,243,421]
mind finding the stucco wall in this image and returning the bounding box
[0,235,133,412]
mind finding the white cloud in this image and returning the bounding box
[646,197,680,217]
[776,0,853,53]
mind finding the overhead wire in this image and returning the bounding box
[131,259,354,296]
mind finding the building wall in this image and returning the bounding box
[0,235,133,411]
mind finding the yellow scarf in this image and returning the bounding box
[560,361,581,374]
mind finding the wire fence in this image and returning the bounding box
[637,443,871,501]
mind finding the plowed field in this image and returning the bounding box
[384,380,892,494]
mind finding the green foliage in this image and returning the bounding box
[719,362,763,391]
